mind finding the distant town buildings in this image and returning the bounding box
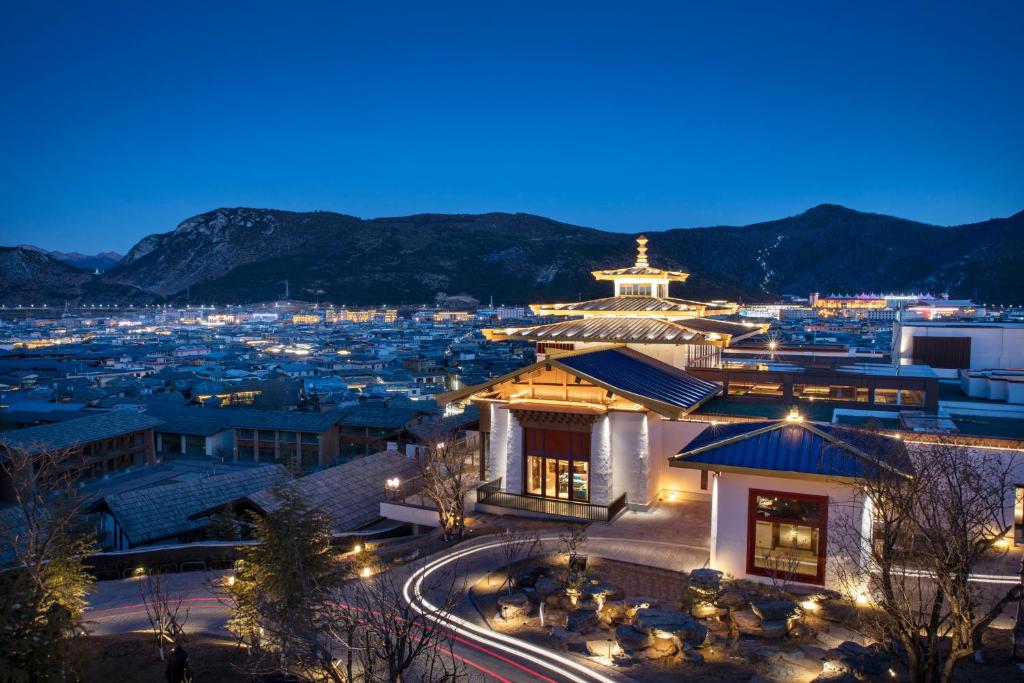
[1,242,1022,593]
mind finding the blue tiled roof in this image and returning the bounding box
[555,348,721,414]
[673,421,910,479]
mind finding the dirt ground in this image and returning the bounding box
[73,632,251,682]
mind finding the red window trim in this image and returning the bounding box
[745,488,828,586]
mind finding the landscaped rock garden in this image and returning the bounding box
[470,553,911,683]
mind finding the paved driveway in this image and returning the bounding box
[586,499,710,572]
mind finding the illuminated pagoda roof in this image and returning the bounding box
[483,316,766,346]
[487,234,763,346]
[531,295,738,318]
[590,235,690,282]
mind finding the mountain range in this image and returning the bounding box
[17,245,123,272]
[2,204,1022,306]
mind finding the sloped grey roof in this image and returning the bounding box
[0,410,164,454]
[245,450,419,532]
[93,465,291,546]
[223,408,343,433]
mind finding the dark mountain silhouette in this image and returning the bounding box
[3,205,1022,305]
[18,245,123,272]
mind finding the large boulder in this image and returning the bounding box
[688,568,723,593]
[566,608,599,632]
[497,593,531,621]
[584,639,621,659]
[751,599,801,622]
[614,624,652,653]
[822,642,893,679]
[549,627,583,651]
[634,607,709,648]
[584,582,623,604]
[646,633,679,658]
[731,609,762,636]
[598,599,628,625]
[717,587,750,609]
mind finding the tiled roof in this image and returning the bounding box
[501,317,705,343]
[592,265,689,279]
[491,316,764,344]
[672,421,911,479]
[338,398,436,430]
[222,408,343,433]
[0,410,164,454]
[144,406,230,436]
[93,464,291,546]
[542,296,705,313]
[245,450,419,532]
[556,348,721,414]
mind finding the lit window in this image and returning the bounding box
[747,489,827,585]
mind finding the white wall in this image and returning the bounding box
[711,471,866,590]
[649,419,713,501]
[608,411,647,506]
[896,324,1024,374]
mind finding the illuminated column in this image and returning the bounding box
[709,472,720,568]
[589,415,612,506]
[489,404,509,483]
[637,414,650,504]
[504,412,523,494]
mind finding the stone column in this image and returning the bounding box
[589,415,612,506]
[488,404,509,484]
[504,413,523,494]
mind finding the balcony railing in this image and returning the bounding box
[476,478,627,522]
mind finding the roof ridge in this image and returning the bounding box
[804,422,912,479]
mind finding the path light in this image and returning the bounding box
[226,575,235,587]
[353,543,363,554]
[386,477,401,490]
[361,566,372,578]
[993,536,1010,550]
[800,599,819,612]
[855,592,870,606]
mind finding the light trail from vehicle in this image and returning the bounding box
[404,538,620,683]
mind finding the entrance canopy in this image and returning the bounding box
[439,346,722,418]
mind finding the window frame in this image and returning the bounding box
[746,488,829,586]
[521,427,591,503]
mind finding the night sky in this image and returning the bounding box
[2,1,1021,253]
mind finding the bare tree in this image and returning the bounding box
[497,528,540,596]
[139,571,190,662]
[0,445,95,681]
[557,524,587,584]
[831,431,1022,683]
[326,559,467,682]
[413,433,477,541]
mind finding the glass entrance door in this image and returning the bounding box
[524,428,591,503]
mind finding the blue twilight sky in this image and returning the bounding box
[1,1,1022,253]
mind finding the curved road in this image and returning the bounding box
[84,535,708,682]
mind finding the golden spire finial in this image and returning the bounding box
[635,235,649,267]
